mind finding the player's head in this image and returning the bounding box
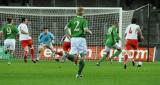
[21,17,28,23]
[112,21,118,28]
[76,7,84,16]
[43,27,48,33]
[131,18,137,24]
[7,17,13,24]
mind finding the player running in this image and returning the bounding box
[0,17,19,65]
[65,7,92,78]
[124,18,144,69]
[37,27,62,61]
[18,17,36,63]
[96,22,122,66]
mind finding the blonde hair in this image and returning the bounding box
[76,7,84,16]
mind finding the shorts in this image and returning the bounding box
[104,43,121,52]
[125,39,138,50]
[21,39,33,48]
[39,43,53,49]
[70,37,87,55]
[63,41,71,52]
[4,39,16,51]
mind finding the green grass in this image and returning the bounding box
[0,60,160,85]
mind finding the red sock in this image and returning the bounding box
[30,48,35,60]
[24,51,28,60]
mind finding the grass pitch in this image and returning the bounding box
[0,60,160,85]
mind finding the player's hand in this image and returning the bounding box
[141,35,144,41]
[89,31,92,35]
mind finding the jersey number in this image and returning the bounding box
[7,27,11,35]
[74,21,80,31]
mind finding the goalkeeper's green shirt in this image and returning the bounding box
[105,25,119,46]
[67,16,88,37]
[1,23,18,39]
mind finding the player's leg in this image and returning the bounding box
[67,38,78,64]
[37,44,45,61]
[96,46,110,66]
[61,41,71,63]
[132,40,139,66]
[124,39,132,69]
[110,43,122,62]
[4,39,11,64]
[4,39,16,65]
[28,39,36,63]
[76,38,87,78]
[21,40,29,63]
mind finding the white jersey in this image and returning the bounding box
[125,24,140,40]
[18,23,31,41]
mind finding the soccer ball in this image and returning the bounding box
[137,61,143,67]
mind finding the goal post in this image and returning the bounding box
[0,7,133,60]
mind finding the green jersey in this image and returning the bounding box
[2,23,18,39]
[105,25,119,46]
[67,16,88,37]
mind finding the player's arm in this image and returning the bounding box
[38,33,43,44]
[83,20,92,35]
[137,26,144,40]
[49,32,55,44]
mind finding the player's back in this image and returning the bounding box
[125,24,140,40]
[18,23,31,41]
[68,16,87,37]
[106,25,118,43]
[2,23,18,39]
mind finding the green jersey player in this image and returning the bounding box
[0,17,18,65]
[96,22,122,66]
[65,7,92,78]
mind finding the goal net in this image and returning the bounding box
[0,7,133,60]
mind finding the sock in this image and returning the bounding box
[24,51,28,60]
[30,48,35,60]
[78,60,85,75]
[98,54,107,63]
[110,50,122,59]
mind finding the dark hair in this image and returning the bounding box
[7,17,13,23]
[21,17,27,22]
[131,18,137,24]
[43,27,48,30]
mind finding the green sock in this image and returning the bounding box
[111,50,122,59]
[98,54,107,63]
[78,60,85,75]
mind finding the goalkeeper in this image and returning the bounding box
[96,22,122,66]
[37,27,60,61]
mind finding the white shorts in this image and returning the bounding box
[70,37,87,55]
[4,39,16,51]
[38,43,53,50]
[104,43,121,52]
